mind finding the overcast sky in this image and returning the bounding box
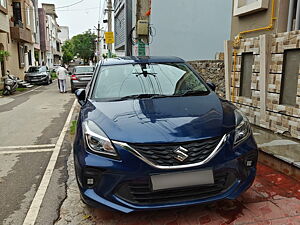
[39,0,107,37]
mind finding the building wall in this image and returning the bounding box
[150,0,232,60]
[58,26,69,44]
[231,0,289,39]
[231,31,300,139]
[189,60,225,98]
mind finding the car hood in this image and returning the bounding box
[82,93,236,144]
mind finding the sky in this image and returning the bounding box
[39,0,107,37]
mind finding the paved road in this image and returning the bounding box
[0,81,75,225]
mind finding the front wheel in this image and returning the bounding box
[2,89,10,96]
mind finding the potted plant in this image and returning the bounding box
[0,50,10,62]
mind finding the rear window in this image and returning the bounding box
[74,67,94,73]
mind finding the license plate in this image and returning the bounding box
[151,169,214,191]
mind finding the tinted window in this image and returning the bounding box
[92,63,208,100]
[75,67,94,73]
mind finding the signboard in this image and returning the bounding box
[105,32,115,44]
[138,40,146,56]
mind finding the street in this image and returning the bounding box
[0,80,75,225]
[0,80,300,225]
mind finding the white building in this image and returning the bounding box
[59,26,70,44]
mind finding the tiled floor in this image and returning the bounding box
[88,163,300,225]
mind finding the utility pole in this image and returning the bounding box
[107,0,113,58]
[96,22,101,62]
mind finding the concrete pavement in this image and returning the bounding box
[0,80,75,225]
[56,128,300,225]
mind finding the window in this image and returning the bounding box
[25,4,31,27]
[13,2,22,27]
[18,43,25,68]
[280,49,300,106]
[240,53,254,98]
[233,0,269,16]
[0,0,7,8]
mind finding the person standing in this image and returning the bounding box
[56,65,68,93]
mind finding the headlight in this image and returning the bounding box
[234,109,251,146]
[83,120,118,158]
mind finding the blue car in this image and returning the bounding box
[73,56,258,213]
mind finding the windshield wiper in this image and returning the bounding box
[114,94,167,101]
[176,90,210,97]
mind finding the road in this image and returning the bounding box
[0,80,76,225]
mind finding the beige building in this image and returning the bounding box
[225,0,300,139]
[0,0,38,80]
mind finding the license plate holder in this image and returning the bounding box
[150,169,214,191]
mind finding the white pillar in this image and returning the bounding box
[288,0,296,31]
[259,34,271,121]
[296,0,300,30]
[224,40,233,101]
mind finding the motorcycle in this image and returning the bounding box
[3,71,18,96]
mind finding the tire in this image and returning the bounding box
[2,89,9,96]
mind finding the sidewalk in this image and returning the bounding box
[252,126,300,181]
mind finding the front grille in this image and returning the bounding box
[29,75,45,80]
[115,172,236,205]
[129,136,222,166]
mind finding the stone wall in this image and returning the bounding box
[231,31,300,139]
[189,60,225,98]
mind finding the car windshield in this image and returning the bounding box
[28,67,47,73]
[92,63,209,100]
[75,67,94,73]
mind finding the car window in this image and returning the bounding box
[39,66,47,72]
[75,67,94,73]
[27,67,40,73]
[92,63,209,100]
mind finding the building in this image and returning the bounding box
[0,0,39,80]
[113,0,232,60]
[42,3,62,67]
[0,0,9,78]
[58,26,70,44]
[114,0,133,56]
[224,0,300,139]
[38,7,50,67]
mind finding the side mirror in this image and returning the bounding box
[75,89,86,106]
[206,82,216,92]
[68,71,72,75]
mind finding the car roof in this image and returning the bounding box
[100,56,185,66]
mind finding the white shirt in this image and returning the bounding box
[57,67,67,80]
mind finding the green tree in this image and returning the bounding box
[62,40,74,64]
[72,30,97,63]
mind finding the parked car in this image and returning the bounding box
[24,66,52,85]
[70,66,95,93]
[73,57,258,213]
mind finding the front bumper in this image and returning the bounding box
[74,133,258,213]
[26,76,48,84]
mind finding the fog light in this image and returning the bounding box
[246,161,253,167]
[87,178,94,185]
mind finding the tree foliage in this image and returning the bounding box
[62,40,74,64]
[61,30,97,64]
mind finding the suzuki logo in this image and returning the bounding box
[174,146,189,162]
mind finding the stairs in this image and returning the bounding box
[17,80,34,88]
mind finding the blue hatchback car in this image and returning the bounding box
[73,56,258,213]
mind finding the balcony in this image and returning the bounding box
[10,25,32,43]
